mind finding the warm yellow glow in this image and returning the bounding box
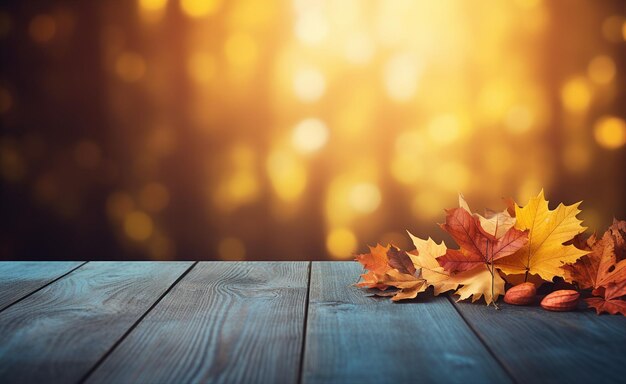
[124,211,154,241]
[291,118,329,154]
[505,105,534,134]
[224,33,257,69]
[383,52,421,102]
[29,14,56,43]
[515,0,541,9]
[218,237,246,261]
[560,77,591,113]
[213,145,259,211]
[139,0,167,11]
[73,140,102,169]
[293,67,326,103]
[411,192,445,220]
[348,183,381,214]
[294,12,329,45]
[115,52,146,82]
[139,182,170,212]
[138,0,167,23]
[344,33,375,64]
[428,114,461,144]
[434,162,470,191]
[213,172,259,211]
[267,149,307,202]
[390,153,422,185]
[594,116,626,150]
[0,87,13,114]
[180,0,220,18]
[326,227,357,259]
[587,55,616,85]
[478,81,513,121]
[187,52,216,84]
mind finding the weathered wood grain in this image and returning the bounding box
[0,261,192,383]
[0,261,83,311]
[87,262,309,384]
[302,262,511,383]
[453,299,626,383]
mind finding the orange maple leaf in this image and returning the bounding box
[586,281,626,316]
[355,244,426,301]
[562,220,626,316]
[563,231,626,290]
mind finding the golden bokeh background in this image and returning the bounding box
[0,0,625,261]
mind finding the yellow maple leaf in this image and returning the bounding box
[497,190,588,281]
[383,269,428,301]
[407,232,459,295]
[449,265,506,304]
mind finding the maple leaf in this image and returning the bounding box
[562,232,626,289]
[407,233,458,295]
[433,205,527,306]
[561,221,626,316]
[502,272,546,288]
[449,265,506,304]
[497,190,588,281]
[586,281,626,316]
[459,194,516,239]
[355,244,392,290]
[384,269,428,301]
[607,219,626,261]
[355,244,426,301]
[437,207,529,273]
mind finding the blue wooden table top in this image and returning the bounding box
[0,261,625,384]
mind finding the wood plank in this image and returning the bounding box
[0,261,192,384]
[87,262,309,384]
[0,261,83,311]
[301,262,511,383]
[453,299,626,383]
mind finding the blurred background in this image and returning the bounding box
[0,0,625,261]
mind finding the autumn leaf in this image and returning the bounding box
[407,233,458,295]
[432,205,527,305]
[459,194,516,239]
[562,222,626,316]
[502,272,546,288]
[586,281,626,316]
[355,244,392,290]
[355,244,426,301]
[497,190,588,281]
[449,265,506,304]
[562,232,626,289]
[408,231,506,303]
[437,207,529,273]
[607,219,626,261]
[384,269,428,301]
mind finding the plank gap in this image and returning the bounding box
[446,295,519,384]
[297,261,312,384]
[78,261,199,384]
[0,261,88,313]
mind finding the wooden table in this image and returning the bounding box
[1,261,625,383]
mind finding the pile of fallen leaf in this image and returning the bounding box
[355,191,626,316]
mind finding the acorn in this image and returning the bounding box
[540,290,580,312]
[504,282,536,305]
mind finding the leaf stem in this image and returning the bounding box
[487,240,499,310]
